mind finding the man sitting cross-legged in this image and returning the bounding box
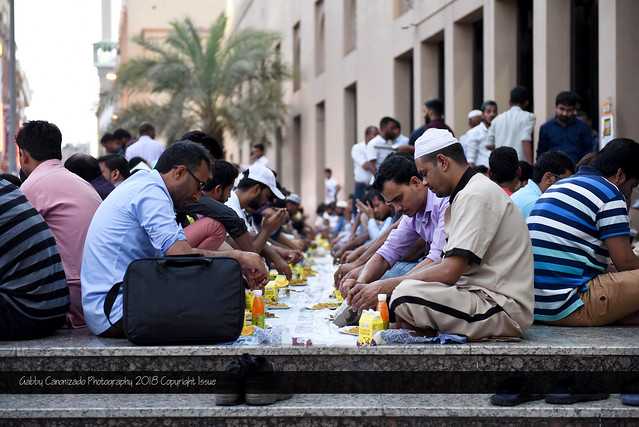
[349,129,534,341]
[529,138,639,326]
[340,153,448,297]
[81,141,267,338]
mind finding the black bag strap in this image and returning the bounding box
[103,281,123,328]
[158,257,213,268]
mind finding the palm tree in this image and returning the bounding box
[106,14,289,152]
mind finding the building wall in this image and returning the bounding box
[226,0,639,212]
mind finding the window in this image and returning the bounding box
[517,0,533,110]
[343,0,357,54]
[472,19,484,109]
[394,50,415,133]
[293,22,301,91]
[571,0,599,129]
[315,0,326,75]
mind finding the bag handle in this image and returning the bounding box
[104,281,123,328]
[158,257,214,268]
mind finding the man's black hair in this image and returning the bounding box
[555,91,578,107]
[208,159,238,190]
[128,156,148,171]
[373,152,419,191]
[0,173,22,187]
[181,130,224,159]
[64,153,101,182]
[15,120,62,161]
[379,116,396,130]
[424,99,444,116]
[591,138,639,180]
[253,143,265,152]
[389,118,401,130]
[100,132,115,145]
[325,168,332,174]
[138,122,155,136]
[531,151,574,184]
[518,160,533,182]
[489,147,519,184]
[364,188,382,203]
[510,86,529,105]
[113,128,131,140]
[419,143,467,165]
[481,100,497,112]
[474,165,489,175]
[155,140,212,174]
[98,154,131,179]
[236,169,267,191]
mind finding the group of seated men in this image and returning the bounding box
[1,118,638,342]
[0,120,314,340]
[335,128,639,340]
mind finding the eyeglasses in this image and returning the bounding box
[184,167,207,191]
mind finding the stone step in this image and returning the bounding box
[0,393,637,425]
[1,325,638,373]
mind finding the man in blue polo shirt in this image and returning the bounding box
[537,91,594,164]
[511,151,574,218]
[81,141,267,337]
[528,138,639,326]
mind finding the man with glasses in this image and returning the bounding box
[81,141,268,338]
[511,151,574,219]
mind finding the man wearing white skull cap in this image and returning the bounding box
[381,128,534,340]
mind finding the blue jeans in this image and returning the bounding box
[381,261,419,279]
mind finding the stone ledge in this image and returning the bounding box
[0,394,637,419]
[1,325,638,358]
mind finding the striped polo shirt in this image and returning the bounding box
[527,166,630,321]
[0,179,69,320]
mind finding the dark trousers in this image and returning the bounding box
[0,297,65,340]
[354,182,368,201]
[99,319,125,338]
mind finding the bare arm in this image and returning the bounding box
[607,236,639,271]
[357,254,391,284]
[165,240,268,289]
[347,256,468,311]
[522,140,533,164]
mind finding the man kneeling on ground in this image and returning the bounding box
[81,141,267,338]
[349,129,534,340]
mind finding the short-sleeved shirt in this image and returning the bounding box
[366,135,395,166]
[81,170,186,335]
[351,141,373,184]
[537,118,594,163]
[511,180,542,219]
[183,196,248,239]
[226,191,257,233]
[443,169,534,326]
[377,190,448,266]
[125,135,165,167]
[487,106,535,161]
[527,166,631,322]
[325,178,338,204]
[463,122,491,167]
[21,160,101,290]
[0,180,69,320]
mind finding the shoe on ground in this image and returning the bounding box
[490,393,544,406]
[621,394,639,406]
[244,355,293,406]
[215,353,253,406]
[545,393,609,404]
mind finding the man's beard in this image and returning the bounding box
[248,198,262,212]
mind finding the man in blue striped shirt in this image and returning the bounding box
[528,139,639,326]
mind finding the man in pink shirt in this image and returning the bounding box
[18,121,102,328]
